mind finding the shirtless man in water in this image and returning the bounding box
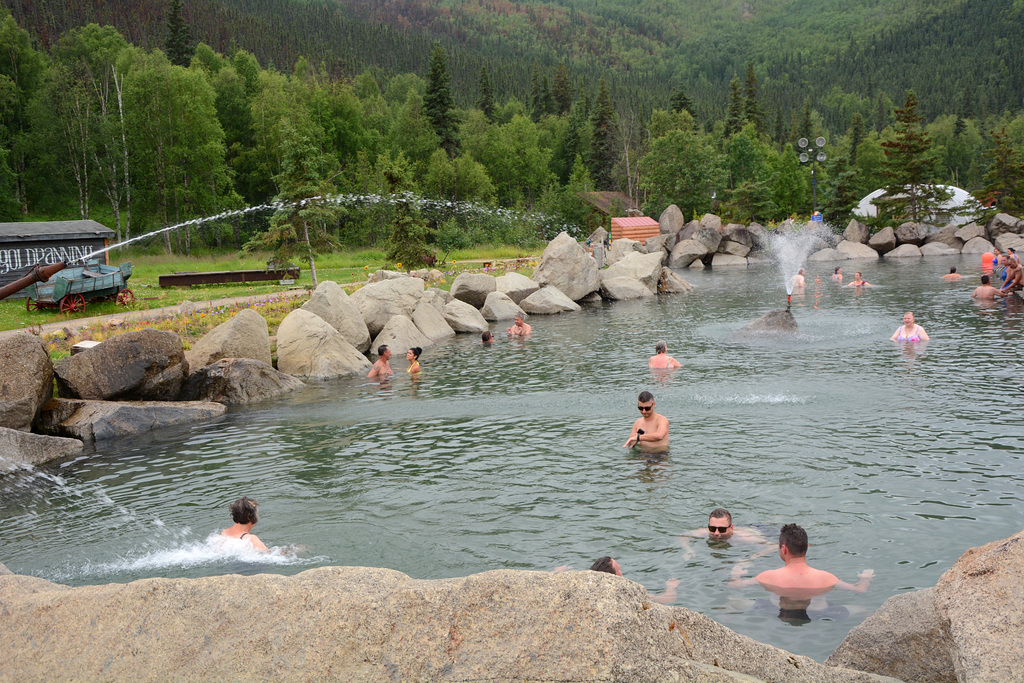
[648,340,681,369]
[367,345,393,379]
[788,268,806,289]
[971,275,1005,300]
[221,496,269,551]
[680,507,773,560]
[729,524,873,599]
[507,313,532,336]
[623,391,669,449]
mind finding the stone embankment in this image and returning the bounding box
[0,232,691,469]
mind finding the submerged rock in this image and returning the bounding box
[180,359,305,406]
[0,426,83,469]
[739,309,799,333]
[37,398,226,441]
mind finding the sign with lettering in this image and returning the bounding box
[0,238,108,296]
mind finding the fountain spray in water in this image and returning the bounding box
[767,220,838,298]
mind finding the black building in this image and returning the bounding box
[0,220,115,296]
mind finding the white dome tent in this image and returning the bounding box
[853,185,981,226]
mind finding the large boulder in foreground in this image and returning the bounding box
[668,239,709,269]
[738,309,798,333]
[411,301,456,342]
[659,203,685,234]
[604,251,665,293]
[920,242,958,256]
[276,309,371,380]
[0,332,53,432]
[180,359,305,405]
[532,231,600,301]
[300,280,371,353]
[185,308,272,369]
[36,398,225,441]
[868,227,897,255]
[600,275,655,301]
[843,219,871,245]
[836,241,879,260]
[994,233,1024,253]
[826,588,955,683]
[884,244,923,259]
[933,530,1024,682]
[961,236,994,254]
[0,426,83,470]
[480,291,525,322]
[985,212,1024,238]
[0,567,893,683]
[894,222,928,246]
[450,272,497,309]
[349,277,425,337]
[371,315,432,357]
[495,272,540,305]
[607,238,646,265]
[954,223,986,243]
[520,286,581,315]
[442,299,489,333]
[54,330,187,402]
[659,268,693,294]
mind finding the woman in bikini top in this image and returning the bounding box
[890,312,929,342]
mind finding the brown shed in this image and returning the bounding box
[609,216,660,244]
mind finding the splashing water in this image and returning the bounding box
[75,192,582,265]
[768,221,838,295]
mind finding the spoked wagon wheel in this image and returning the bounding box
[26,298,44,312]
[116,289,135,306]
[60,293,86,314]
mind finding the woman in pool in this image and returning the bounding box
[846,271,872,287]
[406,347,422,373]
[890,312,930,342]
[221,496,269,551]
[831,266,843,283]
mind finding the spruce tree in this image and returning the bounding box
[982,127,1024,215]
[669,84,694,118]
[164,0,194,67]
[477,65,495,122]
[743,64,764,134]
[799,99,813,142]
[539,74,556,118]
[589,77,618,190]
[878,91,950,223]
[552,63,573,116]
[724,76,744,137]
[773,109,786,150]
[849,112,865,166]
[873,92,887,133]
[424,42,458,157]
[529,61,543,122]
[821,154,861,226]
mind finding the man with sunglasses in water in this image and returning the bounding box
[622,391,669,450]
[680,508,773,560]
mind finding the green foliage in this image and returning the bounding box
[640,127,725,219]
[163,0,193,68]
[385,201,432,268]
[424,42,458,157]
[589,77,617,189]
[879,91,951,223]
[434,217,469,263]
[982,127,1024,216]
[477,65,495,122]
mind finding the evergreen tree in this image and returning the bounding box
[982,127,1024,216]
[878,91,950,223]
[424,42,458,157]
[539,75,556,118]
[821,153,861,226]
[669,83,694,118]
[873,92,887,133]
[773,109,787,150]
[552,62,573,116]
[724,75,744,136]
[529,61,543,122]
[477,65,495,122]
[743,64,764,134]
[798,99,813,142]
[849,112,865,166]
[386,200,432,268]
[588,77,618,189]
[164,0,193,67]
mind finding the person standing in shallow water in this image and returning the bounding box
[623,391,669,450]
[648,340,681,369]
[221,497,268,551]
[406,347,421,374]
[367,345,393,379]
[831,267,843,283]
[891,312,929,341]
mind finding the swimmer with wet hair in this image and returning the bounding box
[406,347,422,373]
[624,390,669,449]
[942,266,962,280]
[972,275,1005,299]
[649,340,681,369]
[481,330,494,344]
[221,497,269,551]
[368,345,393,379]
[589,555,679,604]
[507,313,532,336]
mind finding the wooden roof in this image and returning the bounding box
[0,220,114,241]
[610,216,659,228]
[579,192,641,215]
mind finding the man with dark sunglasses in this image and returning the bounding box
[622,390,669,450]
[680,508,772,560]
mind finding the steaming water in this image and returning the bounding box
[2,255,1023,662]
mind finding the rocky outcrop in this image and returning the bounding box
[843,219,871,245]
[994,233,1024,253]
[739,309,798,333]
[836,241,879,260]
[54,330,188,402]
[532,231,600,301]
[884,244,923,259]
[826,588,954,683]
[495,272,539,304]
[421,287,454,312]
[276,309,371,380]
[0,567,892,683]
[746,222,770,252]
[300,280,371,352]
[185,308,272,369]
[658,268,693,294]
[711,254,747,267]
[411,301,456,342]
[349,277,425,337]
[179,359,305,405]
[585,226,608,245]
[676,219,701,243]
[604,251,665,292]
[0,426,83,469]
[894,222,927,246]
[808,248,842,262]
[600,275,655,301]
[450,272,497,309]
[961,237,995,254]
[607,238,647,266]
[954,223,986,243]
[868,227,897,255]
[700,212,722,232]
[692,225,723,253]
[668,240,709,269]
[718,239,751,257]
[925,224,964,251]
[919,243,958,256]
[371,315,432,356]
[480,291,525,321]
[37,398,225,441]
[0,332,53,432]
[985,212,1024,238]
[659,204,685,234]
[442,299,489,333]
[644,234,671,261]
[520,286,582,315]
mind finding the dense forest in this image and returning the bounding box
[2,1,1024,264]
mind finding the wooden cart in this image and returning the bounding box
[24,261,133,313]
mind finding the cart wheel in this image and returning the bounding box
[26,298,43,312]
[60,293,86,314]
[116,289,135,306]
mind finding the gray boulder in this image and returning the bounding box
[884,244,923,259]
[823,231,844,248]
[599,275,655,301]
[442,299,489,333]
[180,358,305,405]
[480,291,525,322]
[185,308,272,369]
[994,233,1024,253]
[520,286,582,315]
[826,588,955,683]
[532,231,600,301]
[985,212,1024,238]
[0,426,83,470]
[808,248,842,262]
[895,222,927,246]
[0,332,53,432]
[721,224,753,248]
[643,234,671,261]
[668,239,709,269]
[925,224,964,251]
[367,269,409,282]
[411,301,456,342]
[0,567,898,683]
[37,398,225,442]
[349,277,425,336]
[577,292,603,304]
[700,212,723,232]
[692,226,723,253]
[920,242,958,256]
[0,561,10,575]
[659,268,693,294]
[421,287,454,312]
[843,219,871,244]
[711,254,747,267]
[934,530,1024,682]
[954,223,987,242]
[746,222,771,252]
[607,238,646,266]
[300,280,371,352]
[604,251,665,292]
[836,241,880,260]
[495,272,540,304]
[718,240,751,257]
[688,257,709,269]
[371,315,432,357]
[676,219,702,243]
[276,309,371,380]
[450,272,497,309]
[739,309,798,333]
[584,226,608,245]
[961,236,995,254]
[869,227,897,254]
[54,330,187,402]
[658,204,685,234]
